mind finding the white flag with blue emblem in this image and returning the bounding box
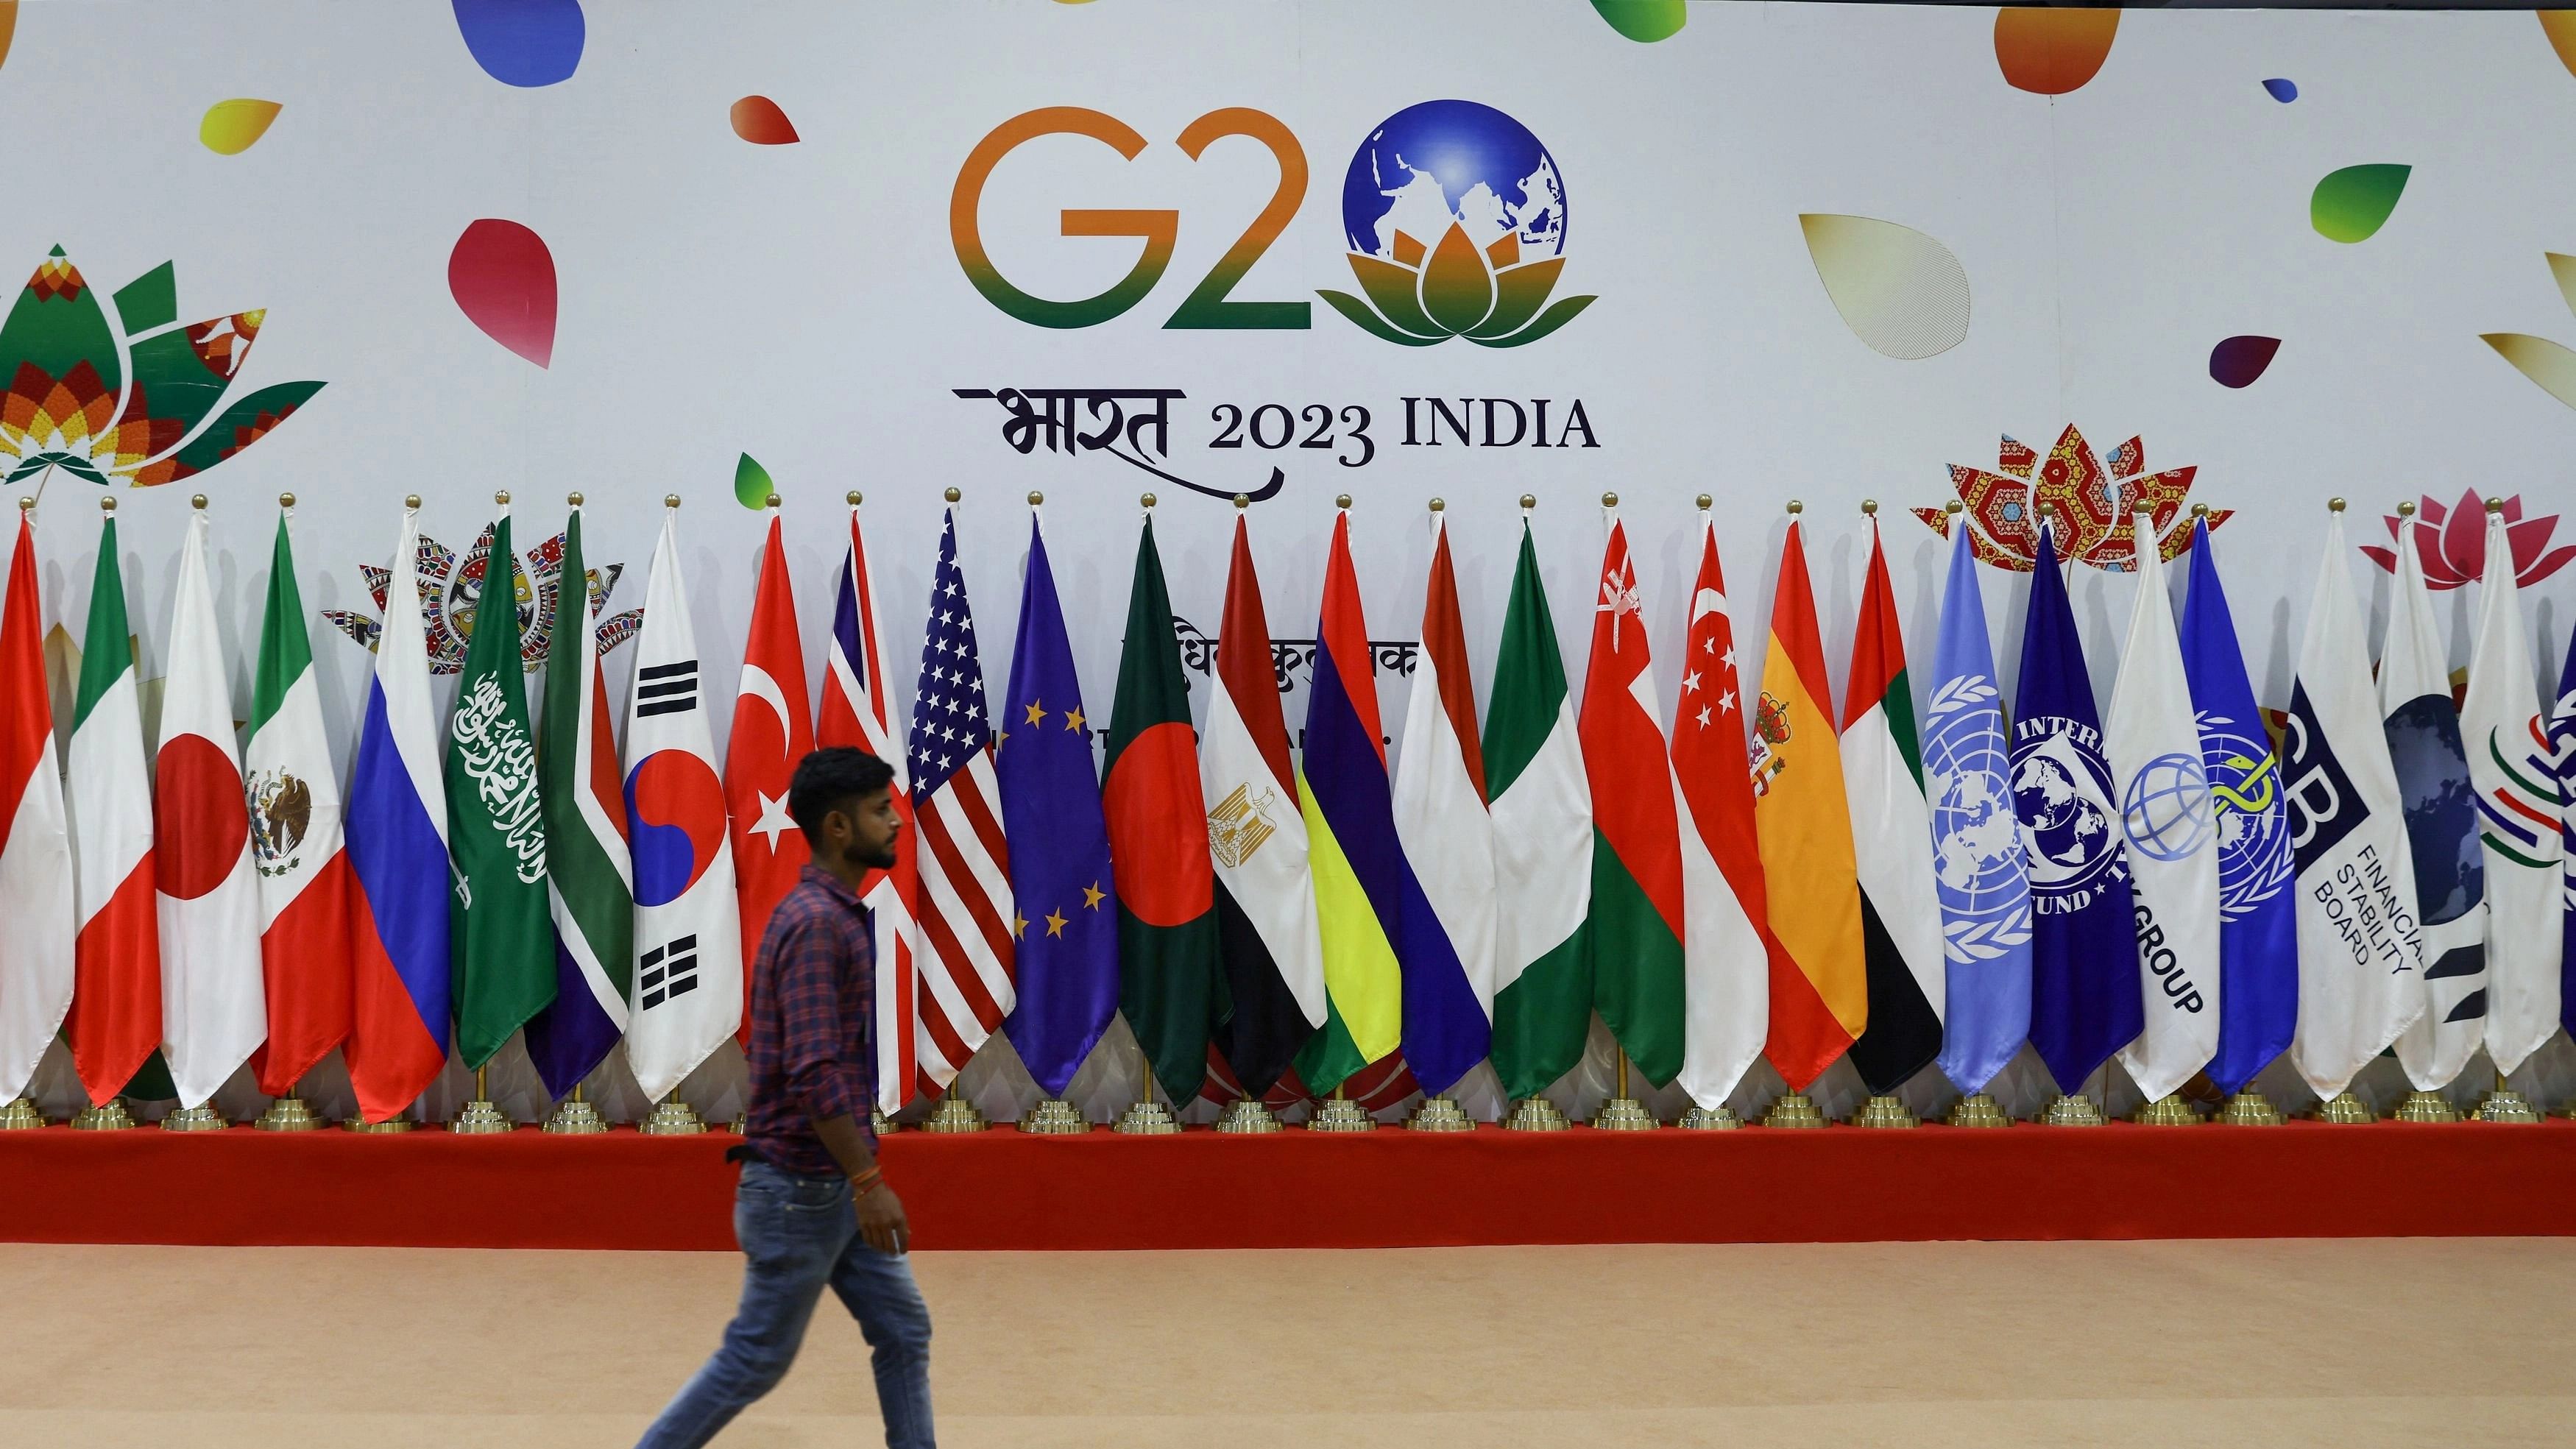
[2382,511,2488,1091]
[2461,506,2565,1074]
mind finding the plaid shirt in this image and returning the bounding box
[740,865,878,1177]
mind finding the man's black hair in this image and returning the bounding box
[787,747,895,846]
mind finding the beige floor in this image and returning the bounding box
[5,1238,2572,1448]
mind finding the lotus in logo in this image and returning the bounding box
[1319,100,1595,347]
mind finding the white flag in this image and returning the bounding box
[622,508,743,1103]
[2382,515,2488,1091]
[155,509,266,1108]
[2461,506,2564,1074]
[2286,512,2426,1097]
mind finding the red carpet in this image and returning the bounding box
[7,1120,2575,1251]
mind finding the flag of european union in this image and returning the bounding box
[997,515,1119,1097]
[2179,518,2297,1093]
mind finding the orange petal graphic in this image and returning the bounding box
[0,3,18,74]
[729,95,798,146]
[199,99,282,155]
[1995,10,2118,96]
[2543,11,2576,79]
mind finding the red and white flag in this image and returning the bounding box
[65,506,161,1105]
[0,511,72,1105]
[726,506,815,1038]
[817,499,919,1113]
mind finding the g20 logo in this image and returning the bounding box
[951,99,1594,347]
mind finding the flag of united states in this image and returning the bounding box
[906,509,1015,1089]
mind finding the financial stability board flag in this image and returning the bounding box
[1200,514,1324,1097]
[1840,511,1945,1099]
[1102,510,1219,1108]
[244,504,353,1098]
[1754,511,1867,1091]
[2104,514,2221,1103]
[156,506,266,1108]
[65,504,160,1105]
[726,506,814,1034]
[1668,511,1771,1110]
[816,497,917,1113]
[623,506,743,1102]
[523,503,634,1100]
[0,509,71,1106]
[2179,516,2296,1097]
[1292,508,1415,1094]
[997,510,1117,1097]
[2285,508,2424,1100]
[908,508,1014,1091]
[2382,509,2485,1092]
[343,506,453,1123]
[2462,503,2565,1075]
[1389,509,1494,1097]
[2556,626,2576,1041]
[1924,518,2031,1098]
[2014,522,2137,1099]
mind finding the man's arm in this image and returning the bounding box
[773,920,909,1254]
[814,1112,907,1255]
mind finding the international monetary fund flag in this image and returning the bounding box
[0,509,72,1106]
[344,506,452,1122]
[2179,517,2296,1096]
[2014,522,2137,1097]
[2105,514,2220,1102]
[2285,509,2423,1100]
[997,510,1118,1098]
[1924,519,2030,1097]
[65,505,161,1105]
[1486,516,1592,1100]
[1669,513,1769,1110]
[2462,503,2565,1075]
[1390,510,1495,1096]
[1582,511,1688,1087]
[523,503,634,1100]
[1202,514,1323,1095]
[155,506,265,1108]
[1841,512,1945,1098]
[2383,509,2487,1091]
[624,506,743,1102]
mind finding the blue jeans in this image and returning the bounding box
[637,1160,934,1448]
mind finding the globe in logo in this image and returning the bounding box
[1922,676,2027,909]
[1318,99,1597,347]
[2197,717,2293,919]
[2011,742,2118,891]
[2121,752,2214,863]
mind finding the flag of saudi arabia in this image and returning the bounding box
[1486,520,1593,1100]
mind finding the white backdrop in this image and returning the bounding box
[10,0,2574,1124]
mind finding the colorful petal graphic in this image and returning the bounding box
[451,0,584,88]
[2209,335,2280,389]
[1591,0,1686,43]
[198,99,280,155]
[2483,332,2576,411]
[1994,9,2119,95]
[733,452,774,511]
[2547,252,2576,319]
[2543,11,2576,80]
[447,219,556,368]
[2310,164,2410,244]
[2262,78,2298,103]
[1798,213,1970,360]
[729,95,798,145]
[0,4,17,75]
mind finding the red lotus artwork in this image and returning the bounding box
[2359,489,2574,591]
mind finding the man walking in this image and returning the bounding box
[640,747,933,1448]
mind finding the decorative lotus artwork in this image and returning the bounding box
[1913,427,2230,573]
[0,247,323,491]
[323,523,641,674]
[2359,491,2572,592]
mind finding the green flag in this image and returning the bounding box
[444,508,553,1070]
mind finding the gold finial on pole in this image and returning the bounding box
[765,492,781,509]
[1428,497,1444,512]
[1519,493,1536,511]
[1140,492,1156,509]
[944,486,962,503]
[100,495,116,514]
[2192,503,2209,517]
[2134,501,2154,515]
[567,491,584,507]
[2485,495,2506,514]
[1695,493,1712,510]
[1027,490,1043,506]
[16,497,31,512]
[191,494,208,511]
[405,495,422,511]
[1861,498,1878,516]
[846,489,862,506]
[1946,499,1964,515]
[494,489,510,506]
[279,492,296,509]
[1336,493,1353,509]
[1233,493,1250,509]
[2397,500,2416,517]
[664,493,680,509]
[2327,497,2346,513]
[1786,499,1802,515]
[1601,492,1618,508]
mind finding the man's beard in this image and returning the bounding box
[847,839,899,873]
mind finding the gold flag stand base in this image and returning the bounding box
[919,1096,989,1133]
[256,1096,323,1132]
[1405,1094,1475,1132]
[730,1114,746,1133]
[542,1097,609,1135]
[2307,1091,2374,1124]
[1853,1095,1918,1129]
[2472,1087,2543,1124]
[1761,1093,1828,1129]
[344,1113,414,1133]
[1502,1097,1570,1133]
[640,1098,710,1136]
[0,1096,48,1130]
[1017,1097,1091,1135]
[1308,1096,1375,1132]
[2041,1094,2106,1127]
[1945,1093,2013,1127]
[1677,1104,1741,1130]
[872,1106,899,1136]
[450,1099,512,1134]
[2131,1093,2202,1127]
[1592,1097,1660,1131]
[71,1099,135,1131]
[2560,1099,2576,1122]
[2218,1091,2285,1126]
[2392,1089,2460,1123]
[1115,1099,1181,1135]
[160,1104,229,1132]
[1216,1098,1284,1133]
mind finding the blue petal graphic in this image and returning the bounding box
[453,0,584,88]
[2262,78,2297,103]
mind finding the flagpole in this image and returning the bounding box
[1500,492,1574,1136]
[1114,493,1185,1137]
[1013,489,1092,1138]
[1675,494,1746,1133]
[921,489,994,1136]
[1758,500,1830,1132]
[1590,492,1659,1133]
[251,493,327,1133]
[1309,494,1378,1136]
[1401,497,1476,1136]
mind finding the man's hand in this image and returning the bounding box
[856,1182,910,1255]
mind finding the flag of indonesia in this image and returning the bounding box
[816,497,919,1113]
[64,505,161,1105]
[727,506,815,1038]
[0,509,72,1106]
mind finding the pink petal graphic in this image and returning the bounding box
[2506,514,2561,573]
[2359,545,2398,574]
[2436,489,2485,585]
[448,218,556,368]
[2523,544,2576,587]
[2417,492,2449,527]
[730,95,798,145]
